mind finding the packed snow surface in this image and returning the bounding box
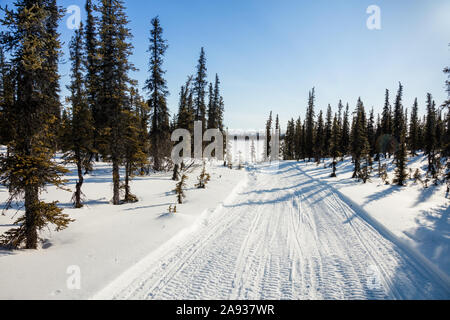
[1,155,449,300]
[94,162,450,300]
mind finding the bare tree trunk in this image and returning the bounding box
[153,142,160,171]
[24,184,39,249]
[172,164,179,181]
[112,158,120,205]
[74,153,84,208]
[125,161,130,201]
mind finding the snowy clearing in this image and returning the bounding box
[297,154,450,280]
[0,160,246,299]
[94,161,449,300]
[1,155,449,300]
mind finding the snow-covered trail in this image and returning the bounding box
[95,162,450,300]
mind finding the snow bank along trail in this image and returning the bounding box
[95,162,450,300]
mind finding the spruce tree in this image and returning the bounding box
[206,74,224,131]
[43,0,62,147]
[122,89,148,203]
[0,1,72,249]
[350,98,370,180]
[294,117,303,160]
[424,93,437,176]
[409,98,420,156]
[443,62,449,192]
[85,0,101,162]
[305,88,316,161]
[329,115,341,177]
[374,114,382,163]
[145,16,170,171]
[324,104,333,157]
[176,76,195,133]
[393,82,404,142]
[314,110,324,163]
[133,88,150,175]
[283,119,295,160]
[367,108,376,160]
[340,103,350,158]
[206,82,214,129]
[214,74,225,132]
[65,24,94,208]
[97,0,135,205]
[394,120,408,186]
[193,47,207,131]
[381,89,392,135]
[0,45,14,147]
[265,111,273,160]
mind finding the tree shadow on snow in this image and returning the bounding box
[412,185,443,208]
[403,204,450,277]
[362,185,402,207]
[125,202,173,212]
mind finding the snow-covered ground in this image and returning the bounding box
[0,152,449,300]
[0,159,246,299]
[93,161,449,300]
[296,154,449,280]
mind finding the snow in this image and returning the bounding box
[93,162,450,300]
[0,159,246,299]
[1,151,449,300]
[296,154,450,280]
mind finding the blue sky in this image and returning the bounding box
[1,0,450,129]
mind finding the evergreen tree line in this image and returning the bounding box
[279,79,449,188]
[0,0,225,249]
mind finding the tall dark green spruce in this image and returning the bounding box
[380,89,394,157]
[97,0,135,205]
[0,45,15,147]
[176,76,195,133]
[443,66,450,192]
[424,93,437,177]
[305,88,316,161]
[206,82,214,129]
[394,111,408,186]
[329,114,341,177]
[314,110,324,163]
[283,119,295,160]
[43,0,62,148]
[294,117,303,160]
[84,0,100,162]
[132,87,150,175]
[367,108,376,161]
[65,24,94,208]
[122,88,148,202]
[265,111,273,160]
[393,83,404,142]
[324,104,333,157]
[193,47,208,131]
[145,16,170,171]
[0,0,72,249]
[214,74,225,132]
[409,98,420,156]
[340,103,350,158]
[381,89,392,135]
[350,98,370,181]
[206,74,224,131]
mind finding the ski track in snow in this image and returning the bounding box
[96,162,450,300]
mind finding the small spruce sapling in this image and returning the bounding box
[175,174,188,204]
[413,169,423,185]
[195,162,211,189]
[380,164,389,185]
